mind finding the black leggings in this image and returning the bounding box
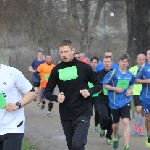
[61,116,90,150]
[98,102,113,139]
[91,97,100,126]
[0,133,24,150]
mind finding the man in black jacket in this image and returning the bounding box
[97,56,113,145]
[44,40,102,150]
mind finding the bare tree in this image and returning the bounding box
[69,0,105,52]
[126,0,150,65]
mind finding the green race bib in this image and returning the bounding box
[58,66,78,81]
[0,93,6,109]
[88,82,94,88]
[45,74,50,80]
[116,80,129,89]
[88,82,99,97]
[103,88,108,95]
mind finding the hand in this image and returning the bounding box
[126,89,132,97]
[80,89,90,98]
[57,92,65,103]
[99,90,102,93]
[146,79,150,84]
[40,79,44,83]
[33,70,36,73]
[115,88,124,93]
[4,103,19,112]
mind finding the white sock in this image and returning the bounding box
[139,114,145,129]
[135,112,140,126]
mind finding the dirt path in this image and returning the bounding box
[24,100,148,150]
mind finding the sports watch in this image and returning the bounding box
[16,102,22,109]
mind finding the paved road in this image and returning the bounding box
[24,101,149,150]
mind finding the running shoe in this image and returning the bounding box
[113,133,121,150]
[124,144,129,150]
[37,103,41,108]
[146,135,150,147]
[93,126,99,133]
[46,112,51,117]
[40,104,45,110]
[106,138,112,145]
[100,129,105,138]
[138,128,144,136]
[133,125,139,135]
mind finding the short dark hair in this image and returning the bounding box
[119,53,130,61]
[37,50,43,54]
[58,40,72,49]
[74,52,80,55]
[103,56,112,60]
[90,56,99,62]
[145,46,150,54]
[104,50,112,53]
[45,54,51,57]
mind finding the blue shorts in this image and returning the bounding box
[142,98,150,114]
[40,88,54,99]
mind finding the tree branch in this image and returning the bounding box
[77,1,85,9]
[71,0,82,31]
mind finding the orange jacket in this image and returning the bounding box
[37,62,55,88]
[80,58,89,64]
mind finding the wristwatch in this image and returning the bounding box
[16,102,22,109]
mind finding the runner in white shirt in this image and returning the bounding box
[0,64,36,150]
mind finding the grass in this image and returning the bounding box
[22,138,39,150]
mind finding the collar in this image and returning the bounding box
[63,57,77,66]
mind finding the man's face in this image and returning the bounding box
[118,59,129,70]
[147,50,150,62]
[103,58,112,70]
[46,56,52,64]
[80,53,85,58]
[37,52,43,60]
[74,54,80,60]
[104,52,113,58]
[90,59,98,70]
[59,46,75,62]
[137,55,145,66]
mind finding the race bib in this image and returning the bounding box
[0,93,6,109]
[45,74,50,80]
[103,88,108,95]
[116,80,129,89]
[58,66,78,81]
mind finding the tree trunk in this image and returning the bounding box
[126,0,149,65]
[80,0,89,52]
[88,0,105,50]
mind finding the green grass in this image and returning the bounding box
[22,138,39,150]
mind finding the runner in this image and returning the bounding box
[0,64,36,150]
[80,52,89,64]
[129,54,146,136]
[80,52,90,64]
[102,53,134,150]
[29,51,45,107]
[89,56,100,133]
[37,55,55,117]
[135,47,150,147]
[96,50,118,72]
[44,40,102,150]
[97,56,113,145]
[74,53,80,61]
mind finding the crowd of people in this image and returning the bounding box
[1,39,150,150]
[28,41,150,150]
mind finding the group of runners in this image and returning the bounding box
[28,41,150,150]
